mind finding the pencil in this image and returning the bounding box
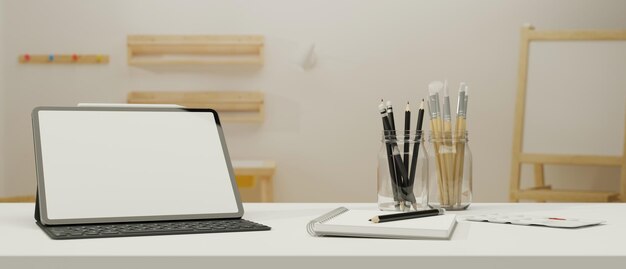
[370,208,444,223]
[386,101,401,195]
[386,101,396,132]
[403,102,411,178]
[408,99,424,190]
[379,100,400,203]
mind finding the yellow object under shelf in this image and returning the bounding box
[233,160,276,202]
[236,176,256,188]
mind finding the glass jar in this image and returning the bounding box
[377,130,428,212]
[427,131,472,210]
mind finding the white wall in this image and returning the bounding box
[1,0,626,202]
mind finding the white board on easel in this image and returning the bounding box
[522,41,626,156]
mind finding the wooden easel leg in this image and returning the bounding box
[509,161,521,202]
[618,159,626,202]
[619,108,626,202]
[534,164,546,203]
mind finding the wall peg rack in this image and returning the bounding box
[18,54,109,64]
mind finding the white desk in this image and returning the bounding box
[1,203,625,269]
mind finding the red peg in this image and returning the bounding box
[24,54,31,61]
[72,54,79,61]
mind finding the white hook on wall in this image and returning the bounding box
[291,42,317,70]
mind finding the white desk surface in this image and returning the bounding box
[1,203,625,269]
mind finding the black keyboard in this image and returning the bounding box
[38,219,271,240]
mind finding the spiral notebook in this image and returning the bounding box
[307,207,457,240]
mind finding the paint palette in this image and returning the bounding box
[465,213,605,228]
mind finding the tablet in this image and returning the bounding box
[32,107,243,225]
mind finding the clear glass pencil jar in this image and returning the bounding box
[427,131,472,210]
[377,130,429,212]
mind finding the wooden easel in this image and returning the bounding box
[510,25,626,202]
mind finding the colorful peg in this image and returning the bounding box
[96,55,103,62]
[24,54,31,62]
[48,54,55,62]
[72,54,79,62]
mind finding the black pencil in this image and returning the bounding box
[386,101,396,132]
[370,208,445,223]
[386,101,399,187]
[379,100,400,202]
[409,99,425,186]
[403,102,411,179]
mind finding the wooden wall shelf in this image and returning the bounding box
[127,91,265,123]
[18,54,109,64]
[127,35,264,66]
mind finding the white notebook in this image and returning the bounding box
[307,207,457,240]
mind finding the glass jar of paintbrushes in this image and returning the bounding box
[427,131,472,210]
[425,80,472,210]
[377,130,429,211]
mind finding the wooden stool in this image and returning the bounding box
[0,195,35,203]
[233,160,276,202]
[0,161,276,203]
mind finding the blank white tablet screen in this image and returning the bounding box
[37,110,238,220]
